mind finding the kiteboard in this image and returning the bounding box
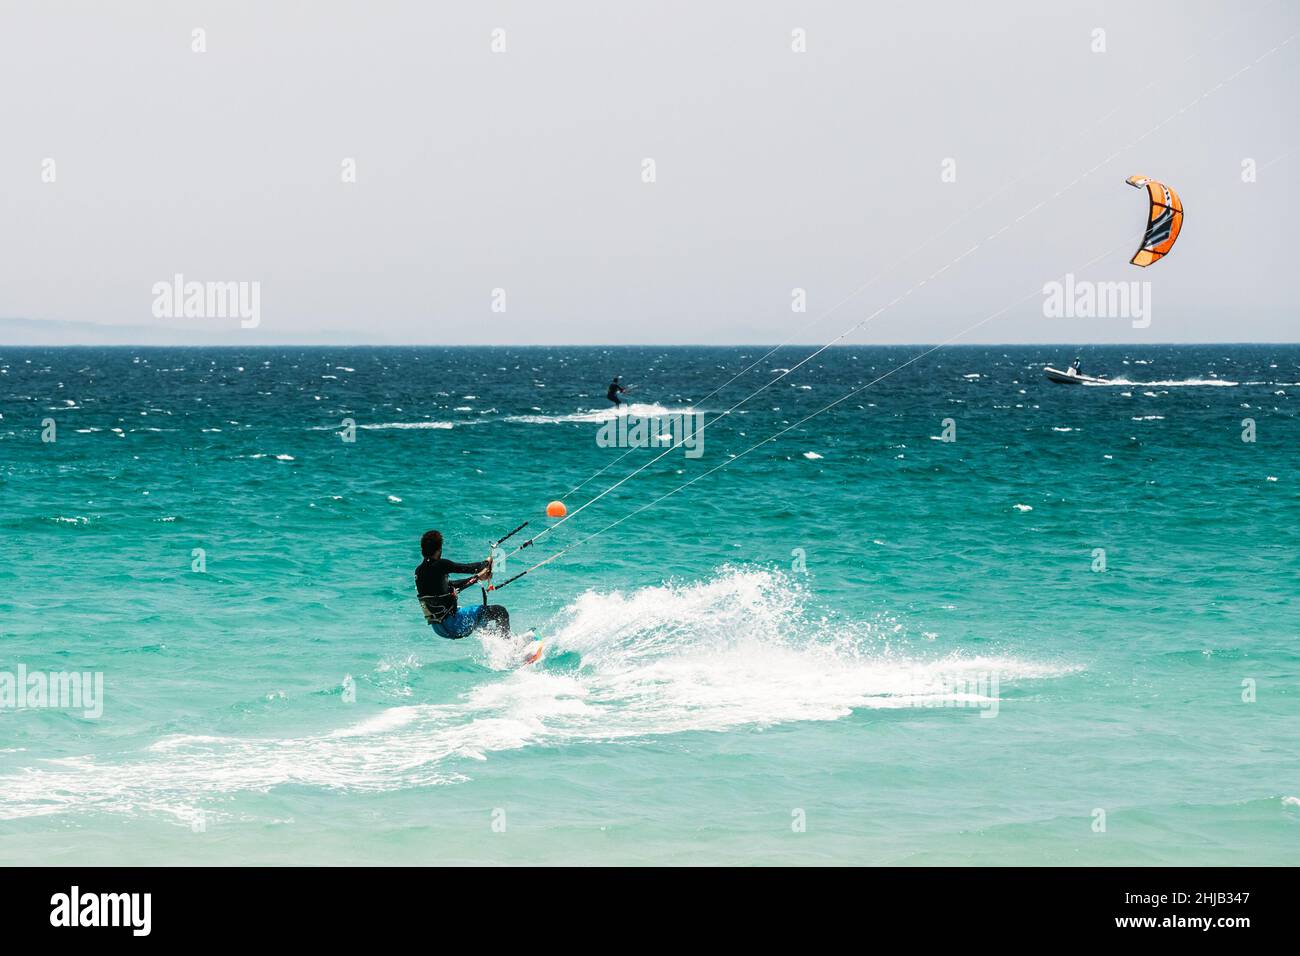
[516,632,545,667]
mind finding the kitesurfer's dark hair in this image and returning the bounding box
[421,530,443,558]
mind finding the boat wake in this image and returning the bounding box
[1084,377,1239,387]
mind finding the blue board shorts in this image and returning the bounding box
[431,605,486,640]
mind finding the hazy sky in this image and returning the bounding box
[1,0,1296,345]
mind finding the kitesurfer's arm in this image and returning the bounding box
[446,560,492,593]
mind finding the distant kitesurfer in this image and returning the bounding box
[607,375,628,407]
[415,530,510,638]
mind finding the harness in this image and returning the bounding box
[418,586,487,626]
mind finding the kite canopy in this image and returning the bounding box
[1126,175,1183,267]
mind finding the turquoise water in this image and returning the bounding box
[1,344,1297,865]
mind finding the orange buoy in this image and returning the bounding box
[546,500,567,518]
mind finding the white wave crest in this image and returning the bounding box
[0,569,1076,822]
[505,402,691,424]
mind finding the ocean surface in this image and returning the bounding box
[1,344,1296,865]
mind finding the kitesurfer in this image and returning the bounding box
[415,530,510,638]
[606,375,627,407]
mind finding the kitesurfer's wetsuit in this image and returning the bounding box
[415,557,510,638]
[607,380,626,406]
